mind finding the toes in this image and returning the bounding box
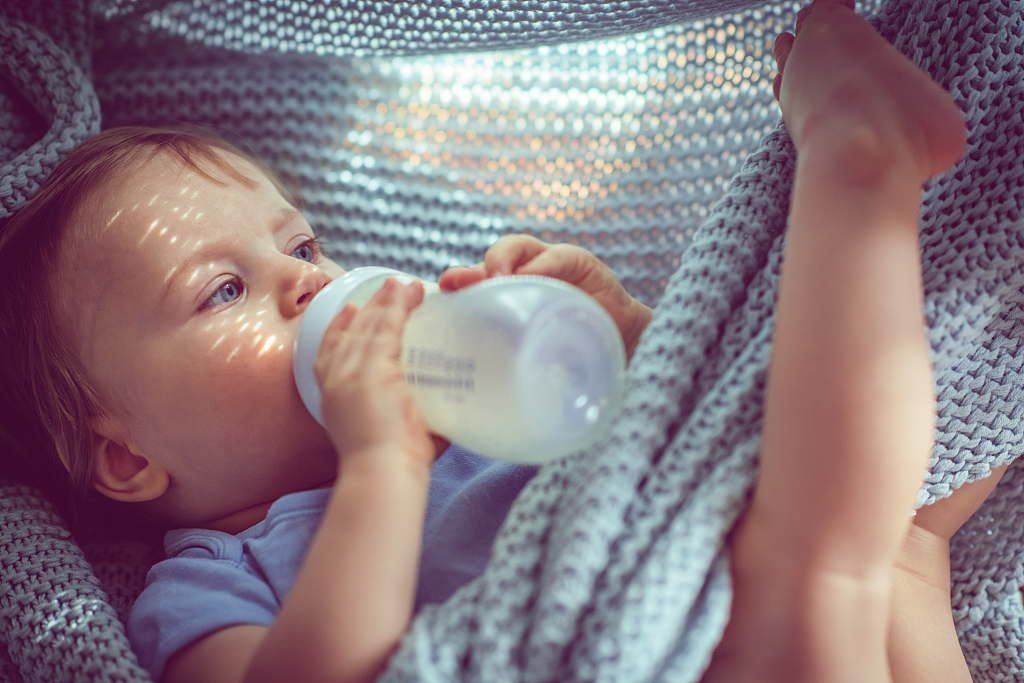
[772,32,795,100]
[798,0,857,34]
[773,31,795,70]
[795,5,813,34]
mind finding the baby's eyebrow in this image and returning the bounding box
[160,240,233,304]
[159,207,306,304]
[273,207,304,233]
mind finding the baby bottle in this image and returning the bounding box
[293,267,627,464]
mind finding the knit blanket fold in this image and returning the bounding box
[2,1,1024,682]
[0,10,99,220]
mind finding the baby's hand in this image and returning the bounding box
[314,278,436,470]
[439,234,652,360]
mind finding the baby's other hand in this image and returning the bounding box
[438,234,652,360]
[314,278,437,471]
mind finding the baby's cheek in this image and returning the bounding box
[198,312,291,362]
[155,331,286,416]
[211,332,294,395]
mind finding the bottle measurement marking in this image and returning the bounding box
[404,347,476,392]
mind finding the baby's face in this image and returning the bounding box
[64,151,345,527]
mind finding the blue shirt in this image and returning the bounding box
[127,445,536,680]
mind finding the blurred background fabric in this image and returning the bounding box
[4,0,815,307]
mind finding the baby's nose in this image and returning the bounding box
[286,265,330,318]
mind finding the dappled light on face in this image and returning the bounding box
[235,320,270,335]
[109,172,211,254]
[258,336,279,358]
[123,189,205,253]
[202,305,291,365]
[83,155,307,408]
[105,208,123,228]
[139,219,160,246]
[223,332,282,364]
[181,245,207,286]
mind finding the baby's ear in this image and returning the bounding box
[90,418,169,503]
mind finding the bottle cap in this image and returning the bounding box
[293,267,407,424]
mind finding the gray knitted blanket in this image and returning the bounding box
[2,0,1023,681]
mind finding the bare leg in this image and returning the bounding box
[701,1,966,681]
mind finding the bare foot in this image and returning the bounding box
[775,0,965,182]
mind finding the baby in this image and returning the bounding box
[0,117,651,669]
[0,1,997,682]
[0,120,652,680]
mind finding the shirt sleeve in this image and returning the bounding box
[127,530,279,681]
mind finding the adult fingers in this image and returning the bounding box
[438,264,487,291]
[511,243,593,286]
[483,234,548,277]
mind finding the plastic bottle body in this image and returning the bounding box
[294,267,626,464]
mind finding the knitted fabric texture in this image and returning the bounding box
[0,0,99,220]
[1,0,1023,681]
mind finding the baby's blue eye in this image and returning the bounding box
[291,239,319,263]
[203,279,244,309]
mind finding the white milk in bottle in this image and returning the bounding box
[294,267,626,464]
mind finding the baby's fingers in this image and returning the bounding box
[315,302,357,362]
[356,278,425,343]
[796,0,855,33]
[316,280,423,373]
[794,4,812,34]
[775,0,855,101]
